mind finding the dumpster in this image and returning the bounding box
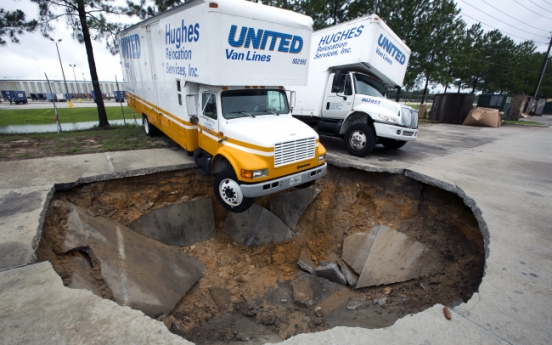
[114,90,126,102]
[2,90,27,104]
[477,94,513,120]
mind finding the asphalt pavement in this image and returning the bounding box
[1,117,551,345]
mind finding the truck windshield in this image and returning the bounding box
[221,89,289,119]
[354,74,386,98]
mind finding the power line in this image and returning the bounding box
[462,0,548,38]
[527,0,552,15]
[513,0,552,19]
[481,0,550,33]
[461,12,549,43]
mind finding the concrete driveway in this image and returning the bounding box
[1,117,551,344]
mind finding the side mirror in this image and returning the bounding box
[289,91,296,110]
[186,94,198,116]
[331,70,345,93]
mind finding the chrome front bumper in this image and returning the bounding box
[240,163,327,198]
[374,123,418,141]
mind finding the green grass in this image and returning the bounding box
[0,106,134,126]
[503,120,546,127]
[0,125,178,161]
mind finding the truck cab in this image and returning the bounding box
[318,70,418,156]
[189,85,326,212]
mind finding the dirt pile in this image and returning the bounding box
[37,166,485,344]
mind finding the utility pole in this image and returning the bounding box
[69,64,80,98]
[50,38,72,107]
[532,35,552,100]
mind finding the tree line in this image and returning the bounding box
[1,0,550,125]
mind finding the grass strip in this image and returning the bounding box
[0,106,136,126]
[0,125,178,161]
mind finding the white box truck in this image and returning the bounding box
[118,0,327,212]
[291,15,418,157]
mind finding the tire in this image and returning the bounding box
[344,123,376,157]
[213,169,255,213]
[143,116,157,137]
[294,180,315,189]
[380,138,407,150]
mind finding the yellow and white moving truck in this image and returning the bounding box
[119,0,327,212]
[291,15,418,157]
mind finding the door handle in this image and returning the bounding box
[326,102,330,110]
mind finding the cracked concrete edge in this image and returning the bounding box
[13,162,196,271]
[404,169,491,262]
[29,185,56,266]
[54,162,197,190]
[327,153,405,174]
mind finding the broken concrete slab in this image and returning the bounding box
[341,227,380,275]
[270,187,321,230]
[67,254,101,297]
[315,261,347,285]
[0,186,53,272]
[223,204,294,246]
[337,259,358,287]
[354,226,441,288]
[129,198,215,247]
[297,251,316,275]
[64,202,205,317]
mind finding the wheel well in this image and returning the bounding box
[212,155,232,175]
[340,112,374,135]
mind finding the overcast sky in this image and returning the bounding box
[1,0,550,82]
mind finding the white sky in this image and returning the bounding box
[0,0,550,82]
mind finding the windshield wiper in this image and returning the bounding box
[234,111,255,118]
[258,109,279,116]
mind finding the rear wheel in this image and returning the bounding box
[143,116,157,137]
[380,138,407,150]
[344,123,376,157]
[214,169,255,213]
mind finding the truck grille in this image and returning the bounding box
[274,137,316,167]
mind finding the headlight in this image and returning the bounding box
[378,114,398,124]
[318,154,325,161]
[241,169,268,179]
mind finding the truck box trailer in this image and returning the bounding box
[119,0,327,212]
[291,15,418,157]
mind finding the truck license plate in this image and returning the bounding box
[290,175,302,185]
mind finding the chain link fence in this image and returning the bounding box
[0,98,140,134]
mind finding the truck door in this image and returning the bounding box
[322,73,353,120]
[198,91,220,156]
[146,22,160,121]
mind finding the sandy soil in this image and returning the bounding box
[37,166,485,344]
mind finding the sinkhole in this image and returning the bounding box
[37,165,485,344]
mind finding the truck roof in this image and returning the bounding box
[121,0,313,34]
[311,14,411,88]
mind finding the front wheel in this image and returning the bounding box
[213,169,255,213]
[380,138,407,150]
[344,123,376,157]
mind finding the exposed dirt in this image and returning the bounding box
[37,166,485,344]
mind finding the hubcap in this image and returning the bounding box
[350,130,367,150]
[144,118,150,134]
[219,178,243,206]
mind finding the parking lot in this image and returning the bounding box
[0,118,551,344]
